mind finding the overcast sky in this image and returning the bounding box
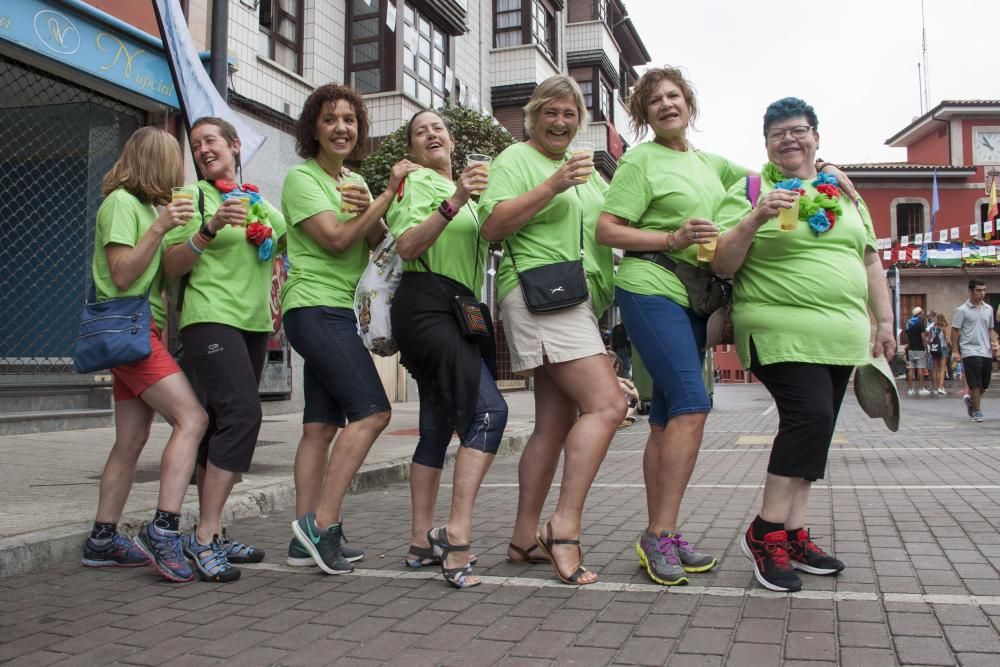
[624,0,1000,168]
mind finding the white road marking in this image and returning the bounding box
[468,483,1000,491]
[760,404,776,416]
[607,445,1000,454]
[242,563,1000,607]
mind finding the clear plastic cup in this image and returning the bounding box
[777,191,801,232]
[466,154,492,195]
[223,192,250,225]
[696,234,718,262]
[336,173,367,214]
[570,141,595,181]
[171,187,193,202]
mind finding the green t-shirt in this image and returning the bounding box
[602,142,745,307]
[163,180,286,332]
[386,168,487,295]
[281,160,373,312]
[92,188,167,329]
[715,174,878,368]
[478,142,613,309]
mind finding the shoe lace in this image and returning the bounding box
[656,535,682,565]
[151,531,184,562]
[763,540,792,568]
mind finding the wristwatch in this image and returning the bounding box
[438,199,458,221]
[198,222,217,239]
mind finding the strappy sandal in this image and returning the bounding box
[427,526,480,589]
[535,521,597,586]
[507,542,550,564]
[405,543,478,569]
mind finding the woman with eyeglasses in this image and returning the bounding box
[712,97,894,592]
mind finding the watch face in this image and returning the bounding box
[975,131,1000,163]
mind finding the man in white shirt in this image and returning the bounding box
[952,279,995,422]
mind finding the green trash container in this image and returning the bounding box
[631,349,714,415]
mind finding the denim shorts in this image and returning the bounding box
[616,287,710,426]
[283,306,391,426]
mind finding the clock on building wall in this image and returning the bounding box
[974,129,1000,164]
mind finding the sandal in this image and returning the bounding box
[507,542,550,564]
[534,521,597,586]
[405,544,478,569]
[427,526,480,589]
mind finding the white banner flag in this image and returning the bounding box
[154,0,265,167]
[939,229,947,242]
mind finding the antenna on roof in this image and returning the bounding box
[921,0,931,111]
[917,62,925,115]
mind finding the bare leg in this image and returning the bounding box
[785,480,813,531]
[139,374,208,513]
[196,463,239,544]
[409,462,442,554]
[970,386,984,411]
[294,422,339,517]
[443,447,495,584]
[648,412,707,533]
[759,472,808,526]
[507,368,575,559]
[95,399,154,523]
[315,411,392,529]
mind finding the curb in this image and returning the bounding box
[0,430,530,579]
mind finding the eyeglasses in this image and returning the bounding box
[766,125,814,142]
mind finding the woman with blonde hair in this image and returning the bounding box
[929,312,949,395]
[481,74,625,586]
[83,126,207,583]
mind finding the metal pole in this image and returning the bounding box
[210,0,229,100]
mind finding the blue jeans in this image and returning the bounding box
[412,360,509,469]
[616,287,710,426]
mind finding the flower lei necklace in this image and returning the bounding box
[762,163,843,236]
[213,179,275,261]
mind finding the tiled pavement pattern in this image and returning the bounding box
[2,385,1000,665]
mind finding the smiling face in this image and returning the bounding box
[766,115,819,176]
[645,79,690,144]
[407,111,453,171]
[190,123,240,181]
[531,96,581,160]
[314,99,359,162]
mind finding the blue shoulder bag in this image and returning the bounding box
[74,282,152,373]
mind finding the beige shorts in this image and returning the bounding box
[499,284,606,375]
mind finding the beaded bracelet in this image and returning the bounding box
[186,236,204,255]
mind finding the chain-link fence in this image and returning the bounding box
[0,54,142,375]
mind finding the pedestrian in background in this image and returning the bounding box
[905,307,932,396]
[163,117,286,582]
[480,75,625,586]
[388,109,507,589]
[282,84,419,575]
[952,279,994,422]
[713,97,894,592]
[929,313,949,395]
[83,127,207,584]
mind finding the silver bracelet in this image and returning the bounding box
[186,236,204,255]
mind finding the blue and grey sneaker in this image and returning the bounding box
[219,528,265,564]
[81,532,149,568]
[674,533,718,573]
[134,522,194,583]
[972,410,984,423]
[290,512,353,575]
[635,531,688,586]
[183,532,241,582]
[287,537,363,566]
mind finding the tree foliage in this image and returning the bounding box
[359,104,517,194]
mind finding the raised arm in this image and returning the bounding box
[109,199,193,290]
[710,190,796,276]
[396,164,484,261]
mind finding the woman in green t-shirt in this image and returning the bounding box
[84,127,206,584]
[712,98,895,592]
[387,109,508,589]
[282,84,420,576]
[480,75,626,586]
[162,117,287,583]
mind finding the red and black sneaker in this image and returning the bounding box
[786,529,844,575]
[740,526,802,592]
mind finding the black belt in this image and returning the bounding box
[624,250,681,274]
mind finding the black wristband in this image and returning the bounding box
[438,199,457,221]
[198,222,216,239]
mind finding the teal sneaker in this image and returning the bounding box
[287,536,363,566]
[290,513,353,575]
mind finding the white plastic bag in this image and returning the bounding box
[354,234,403,356]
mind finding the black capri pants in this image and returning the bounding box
[749,340,853,482]
[181,323,267,473]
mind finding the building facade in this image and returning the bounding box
[0,0,650,432]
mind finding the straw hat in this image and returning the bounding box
[705,306,733,349]
[853,353,900,432]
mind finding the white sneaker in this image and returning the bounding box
[918,388,932,396]
[907,388,916,396]
[936,388,947,396]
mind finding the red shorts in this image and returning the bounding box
[111,323,182,401]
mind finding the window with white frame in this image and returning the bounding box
[402,3,449,107]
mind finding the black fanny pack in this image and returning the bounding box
[508,211,589,314]
[625,251,731,318]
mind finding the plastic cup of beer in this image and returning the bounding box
[696,233,718,262]
[777,191,800,232]
[337,173,366,214]
[223,192,250,225]
[171,187,193,203]
[466,153,492,195]
[570,141,595,181]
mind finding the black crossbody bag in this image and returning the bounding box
[506,211,588,313]
[624,250,731,318]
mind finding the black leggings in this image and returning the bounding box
[181,323,267,473]
[750,340,853,482]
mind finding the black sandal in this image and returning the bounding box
[405,543,478,569]
[507,542,550,564]
[427,526,480,589]
[534,521,597,586]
